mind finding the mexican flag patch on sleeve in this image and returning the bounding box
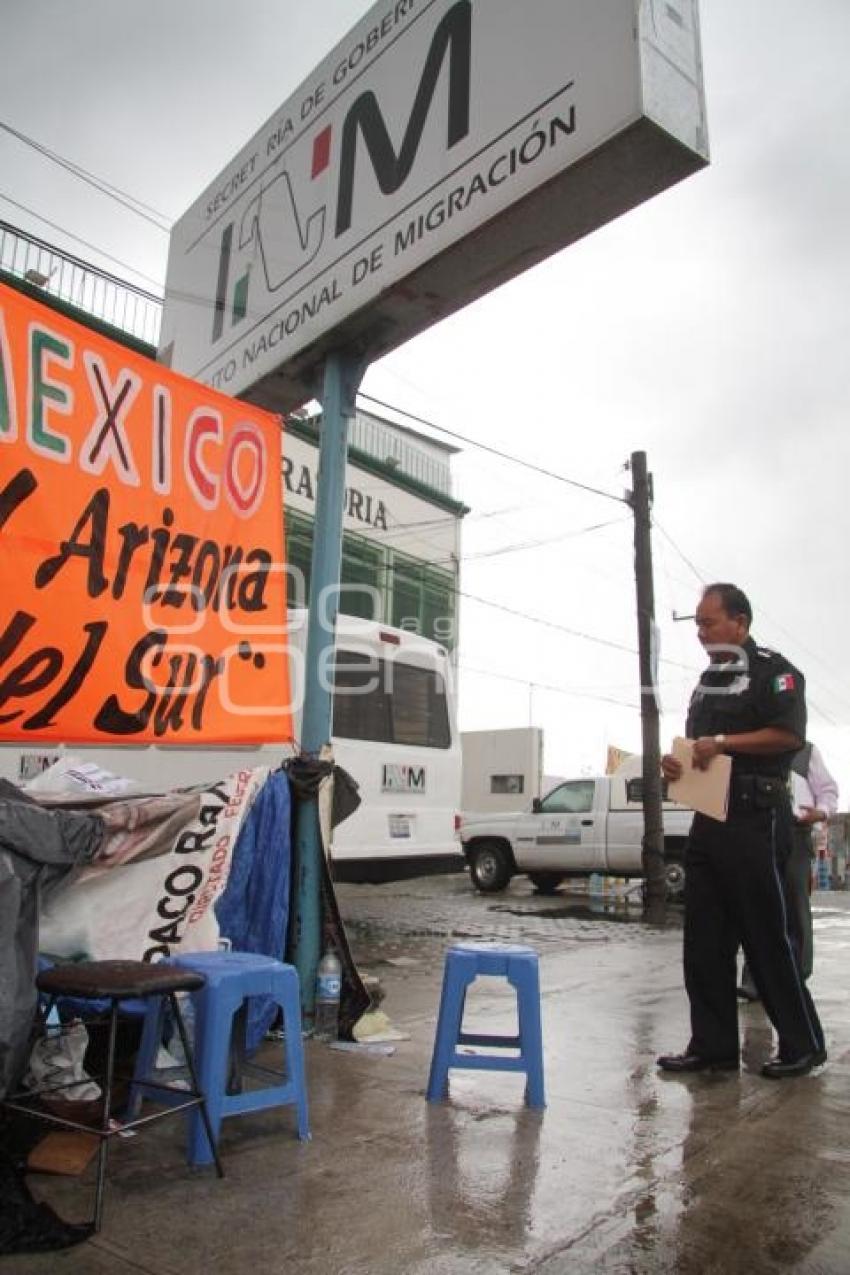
[773,673,796,692]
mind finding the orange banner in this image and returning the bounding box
[0,281,292,745]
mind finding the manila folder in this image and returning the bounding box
[667,737,731,822]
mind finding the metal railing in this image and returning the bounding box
[0,218,163,347]
[348,411,453,497]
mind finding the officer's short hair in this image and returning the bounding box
[702,583,752,626]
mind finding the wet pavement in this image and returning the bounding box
[10,876,850,1274]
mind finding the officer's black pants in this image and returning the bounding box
[684,808,824,1062]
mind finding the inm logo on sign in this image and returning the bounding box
[382,764,427,794]
[210,0,472,345]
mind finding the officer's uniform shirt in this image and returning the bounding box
[686,636,806,781]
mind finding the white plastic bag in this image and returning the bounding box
[24,1020,101,1102]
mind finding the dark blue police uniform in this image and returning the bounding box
[683,636,824,1063]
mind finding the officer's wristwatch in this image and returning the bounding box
[714,734,727,750]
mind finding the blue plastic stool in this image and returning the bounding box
[427,942,545,1108]
[129,951,310,1165]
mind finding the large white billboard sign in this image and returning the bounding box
[160,0,708,411]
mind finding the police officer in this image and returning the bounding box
[657,583,825,1079]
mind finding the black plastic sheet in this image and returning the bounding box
[0,780,104,1100]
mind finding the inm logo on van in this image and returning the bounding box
[382,764,427,794]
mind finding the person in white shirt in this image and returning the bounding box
[740,740,839,996]
[787,742,839,977]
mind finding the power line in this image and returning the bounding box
[456,586,697,672]
[420,515,629,568]
[652,518,707,586]
[653,519,850,722]
[372,504,529,534]
[357,391,626,506]
[0,193,165,293]
[355,553,696,672]
[457,515,630,563]
[0,119,172,232]
[359,409,849,728]
[378,514,629,567]
[754,610,850,720]
[458,660,639,710]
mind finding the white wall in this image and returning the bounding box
[461,727,544,814]
[283,428,461,567]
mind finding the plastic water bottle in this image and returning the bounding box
[314,950,342,1041]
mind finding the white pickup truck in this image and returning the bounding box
[459,772,693,897]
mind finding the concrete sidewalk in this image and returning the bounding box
[11,884,850,1274]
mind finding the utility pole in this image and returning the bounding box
[627,450,666,905]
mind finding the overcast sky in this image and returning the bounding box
[2,0,849,792]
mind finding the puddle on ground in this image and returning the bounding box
[488,899,683,929]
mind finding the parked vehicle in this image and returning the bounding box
[459,772,692,898]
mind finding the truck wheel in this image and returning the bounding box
[528,872,564,895]
[469,842,513,893]
[665,860,686,900]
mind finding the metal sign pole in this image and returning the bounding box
[293,350,365,1021]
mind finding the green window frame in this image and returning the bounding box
[283,509,457,647]
[390,551,456,649]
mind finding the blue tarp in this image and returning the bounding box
[215,771,292,1052]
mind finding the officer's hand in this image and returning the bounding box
[797,805,824,825]
[692,736,722,770]
[661,753,682,781]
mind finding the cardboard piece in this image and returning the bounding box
[28,1132,100,1176]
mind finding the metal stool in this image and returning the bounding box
[129,951,309,1166]
[427,942,545,1107]
[3,960,224,1232]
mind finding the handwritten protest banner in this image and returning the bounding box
[0,281,292,744]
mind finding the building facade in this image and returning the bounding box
[284,408,465,652]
